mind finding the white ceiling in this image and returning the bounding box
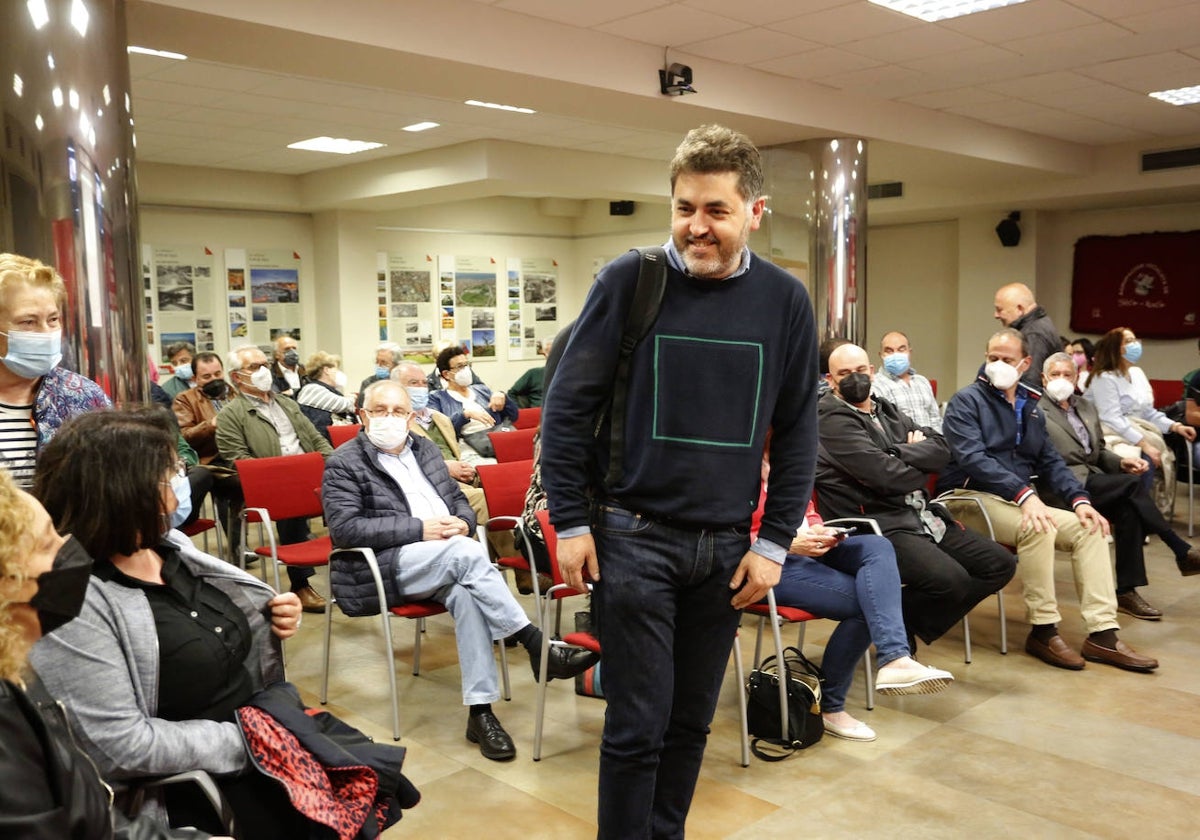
[127,0,1200,207]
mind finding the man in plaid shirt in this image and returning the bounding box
[870,330,942,433]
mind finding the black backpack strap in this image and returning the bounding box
[600,246,668,489]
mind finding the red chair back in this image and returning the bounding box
[536,509,591,594]
[1149,378,1184,408]
[514,407,541,429]
[235,452,326,521]
[329,424,362,448]
[489,427,536,462]
[476,459,535,521]
[929,378,937,397]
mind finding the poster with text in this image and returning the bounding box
[228,248,302,349]
[439,255,499,359]
[507,257,559,359]
[149,245,217,359]
[378,252,437,364]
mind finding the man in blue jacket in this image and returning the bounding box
[938,328,1158,673]
[322,380,595,761]
[541,125,817,838]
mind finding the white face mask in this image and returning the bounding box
[984,359,1021,390]
[1044,378,1075,402]
[453,366,472,388]
[365,416,408,451]
[332,369,348,389]
[248,365,274,392]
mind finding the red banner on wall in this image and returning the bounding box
[1070,231,1200,338]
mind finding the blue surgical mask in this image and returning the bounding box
[882,352,910,377]
[174,362,194,382]
[168,471,192,529]
[0,328,62,379]
[375,365,391,380]
[406,386,429,411]
[1122,341,1143,364]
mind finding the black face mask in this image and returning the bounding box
[200,379,228,399]
[283,350,300,368]
[28,536,93,636]
[837,371,872,404]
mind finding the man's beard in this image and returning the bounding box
[674,223,749,279]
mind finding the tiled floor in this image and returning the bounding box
[267,530,1200,839]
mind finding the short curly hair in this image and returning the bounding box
[0,470,38,682]
[668,125,764,203]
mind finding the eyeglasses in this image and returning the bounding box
[243,362,267,372]
[448,362,470,372]
[364,408,412,419]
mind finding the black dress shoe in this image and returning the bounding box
[1116,590,1163,620]
[1177,547,1200,577]
[529,644,600,682]
[466,711,516,761]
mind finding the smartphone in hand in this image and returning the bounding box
[824,526,857,540]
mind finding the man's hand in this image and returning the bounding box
[906,429,926,443]
[488,392,507,412]
[1172,422,1197,442]
[1120,456,1149,475]
[268,592,303,640]
[422,516,470,540]
[447,460,475,483]
[465,407,495,427]
[729,550,782,610]
[1141,442,1163,468]
[1075,502,1110,536]
[558,533,599,592]
[1018,495,1058,534]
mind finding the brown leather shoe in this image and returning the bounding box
[294,585,327,614]
[1177,547,1200,577]
[1024,632,1085,670]
[1116,590,1163,620]
[1080,637,1158,672]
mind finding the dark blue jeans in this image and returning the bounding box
[771,535,909,712]
[591,504,748,840]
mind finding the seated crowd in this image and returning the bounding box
[3,249,1200,833]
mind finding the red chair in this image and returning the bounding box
[929,378,937,398]
[319,546,509,741]
[514,407,541,429]
[488,426,536,462]
[179,490,227,561]
[328,423,362,448]
[1149,378,1184,408]
[234,452,332,594]
[475,459,540,601]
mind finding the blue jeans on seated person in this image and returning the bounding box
[771,534,909,713]
[591,503,748,840]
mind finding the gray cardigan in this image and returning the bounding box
[30,531,284,783]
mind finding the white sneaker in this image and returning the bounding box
[875,662,954,696]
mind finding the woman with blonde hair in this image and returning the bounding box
[0,469,218,838]
[295,350,356,442]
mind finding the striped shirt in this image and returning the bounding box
[0,402,38,487]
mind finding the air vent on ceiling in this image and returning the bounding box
[867,181,904,199]
[1141,146,1200,172]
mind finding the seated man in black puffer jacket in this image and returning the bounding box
[321,380,596,763]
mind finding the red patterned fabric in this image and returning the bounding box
[1070,231,1200,338]
[239,705,378,840]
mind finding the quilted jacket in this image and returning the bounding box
[321,432,475,615]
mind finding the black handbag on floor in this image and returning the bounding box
[745,646,824,761]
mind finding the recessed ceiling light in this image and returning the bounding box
[287,136,386,154]
[1149,85,1200,106]
[868,0,1030,22]
[69,0,89,36]
[126,45,188,60]
[465,99,536,114]
[402,121,440,132]
[12,75,22,97]
[26,0,49,30]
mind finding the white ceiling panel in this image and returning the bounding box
[679,28,820,64]
[751,46,883,80]
[594,5,749,46]
[938,0,1103,44]
[842,25,985,64]
[768,3,919,47]
[495,0,669,29]
[681,0,850,26]
[813,63,931,99]
[1110,3,1200,36]
[1077,52,1200,91]
[899,86,1008,111]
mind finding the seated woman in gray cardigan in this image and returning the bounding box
[29,408,305,839]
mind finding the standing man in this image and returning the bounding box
[993,282,1060,389]
[217,344,333,612]
[540,125,818,838]
[270,333,304,397]
[870,330,942,432]
[937,329,1157,672]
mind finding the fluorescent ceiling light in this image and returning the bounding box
[12,75,22,97]
[868,0,1030,22]
[70,0,89,36]
[126,45,188,60]
[27,0,49,30]
[465,99,536,114]
[402,121,440,132]
[1149,85,1200,106]
[287,136,386,154]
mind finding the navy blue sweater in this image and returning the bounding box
[540,249,818,552]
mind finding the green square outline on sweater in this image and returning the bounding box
[651,334,763,447]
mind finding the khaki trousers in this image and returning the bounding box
[941,490,1118,633]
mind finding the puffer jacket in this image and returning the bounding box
[322,433,475,616]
